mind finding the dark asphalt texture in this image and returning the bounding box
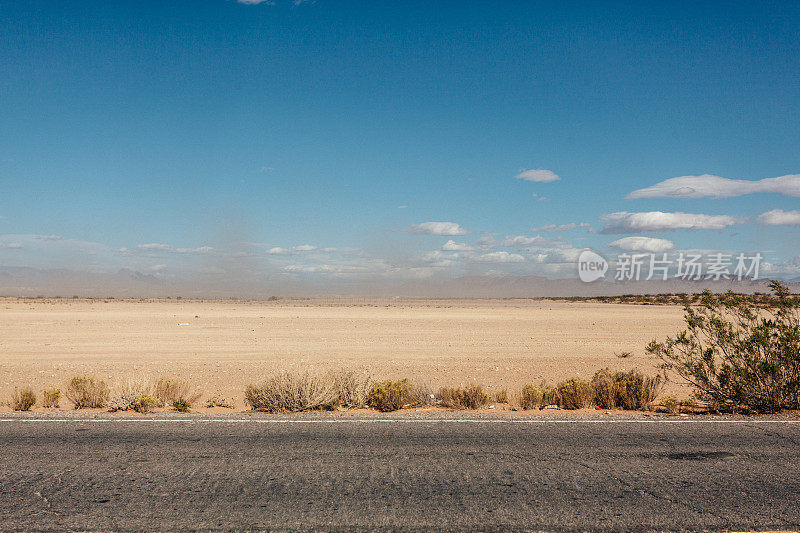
[1,415,799,531]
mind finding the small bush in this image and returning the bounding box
[42,388,61,408]
[245,371,338,413]
[520,382,544,410]
[12,387,36,411]
[133,394,160,413]
[556,378,594,409]
[408,381,435,407]
[616,351,633,358]
[332,369,372,409]
[592,368,617,409]
[66,376,109,409]
[172,397,192,412]
[437,385,489,410]
[109,380,152,412]
[494,389,509,403]
[153,378,201,407]
[616,370,662,411]
[206,394,236,409]
[367,379,413,412]
[661,395,679,414]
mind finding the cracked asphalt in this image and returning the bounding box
[1,414,799,531]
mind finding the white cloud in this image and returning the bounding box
[757,209,800,227]
[473,251,525,263]
[136,243,215,255]
[267,247,292,255]
[608,236,675,252]
[0,242,22,249]
[408,222,467,236]
[441,240,474,251]
[600,211,740,234]
[237,0,275,4]
[515,169,560,183]
[627,174,800,199]
[137,243,173,252]
[501,235,565,248]
[268,245,318,255]
[530,222,591,232]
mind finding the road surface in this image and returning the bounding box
[1,414,799,531]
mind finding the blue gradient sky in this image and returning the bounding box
[1,0,798,286]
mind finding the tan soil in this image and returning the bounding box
[0,297,689,411]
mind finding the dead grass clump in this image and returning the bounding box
[616,370,662,411]
[245,371,338,413]
[520,382,544,410]
[153,378,201,408]
[494,389,509,404]
[12,387,36,411]
[42,388,61,408]
[332,369,373,409]
[556,378,594,409]
[661,394,679,414]
[367,379,413,412]
[109,380,152,412]
[437,385,489,410]
[66,376,109,409]
[206,394,236,409]
[408,381,435,407]
[592,368,618,409]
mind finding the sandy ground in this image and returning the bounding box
[0,297,689,410]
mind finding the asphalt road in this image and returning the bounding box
[1,415,799,531]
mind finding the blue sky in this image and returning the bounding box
[1,0,799,288]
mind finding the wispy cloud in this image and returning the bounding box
[530,222,591,232]
[237,0,276,5]
[408,222,468,236]
[515,169,560,183]
[608,236,675,252]
[135,243,216,255]
[441,240,474,251]
[600,211,740,234]
[627,174,800,199]
[473,251,525,263]
[267,244,318,255]
[0,242,22,249]
[757,209,800,227]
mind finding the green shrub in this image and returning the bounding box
[556,378,594,409]
[66,376,109,409]
[437,385,489,410]
[12,387,36,411]
[42,388,61,408]
[171,397,192,413]
[366,379,413,412]
[647,281,800,413]
[520,382,544,410]
[245,371,338,413]
[661,395,679,414]
[133,394,160,413]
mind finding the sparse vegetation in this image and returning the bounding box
[556,378,594,409]
[42,388,61,408]
[437,385,489,409]
[245,371,338,413]
[65,376,109,409]
[661,395,679,414]
[615,351,633,359]
[367,379,413,412]
[206,394,236,409]
[520,382,544,410]
[12,387,36,411]
[332,369,372,409]
[592,368,663,410]
[153,377,201,408]
[133,394,160,413]
[109,379,153,412]
[172,397,192,412]
[494,389,508,403]
[647,281,800,413]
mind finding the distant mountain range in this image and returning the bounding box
[1,266,796,299]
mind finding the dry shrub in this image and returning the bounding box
[206,394,236,409]
[367,379,413,412]
[661,394,679,414]
[245,371,338,413]
[591,368,663,411]
[133,394,160,413]
[332,369,373,409]
[592,368,618,409]
[153,378,201,407]
[494,389,509,404]
[408,381,435,407]
[437,385,489,410]
[109,379,152,412]
[12,387,36,411]
[556,378,594,409]
[520,382,544,410]
[172,398,192,412]
[616,370,662,411]
[42,388,61,408]
[66,376,109,409]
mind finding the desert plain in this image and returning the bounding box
[0,297,690,410]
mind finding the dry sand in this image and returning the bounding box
[0,297,689,410]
